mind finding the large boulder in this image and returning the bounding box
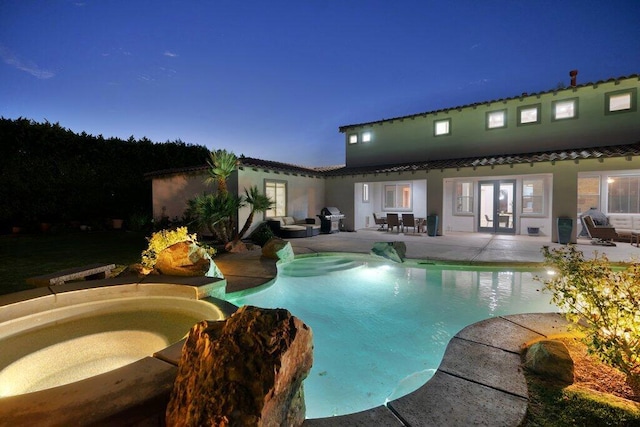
[524,340,574,384]
[166,305,313,427]
[370,241,407,263]
[155,241,223,278]
[262,237,294,262]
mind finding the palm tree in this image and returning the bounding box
[187,193,243,243]
[204,149,238,195]
[235,185,274,242]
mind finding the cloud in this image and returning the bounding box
[163,51,178,58]
[0,45,54,79]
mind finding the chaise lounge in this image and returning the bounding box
[582,215,618,246]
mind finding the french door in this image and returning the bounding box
[478,180,516,234]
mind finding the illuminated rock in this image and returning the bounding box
[155,241,222,278]
[261,238,294,262]
[524,340,574,384]
[166,306,313,426]
[371,241,406,263]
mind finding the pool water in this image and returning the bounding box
[227,255,555,419]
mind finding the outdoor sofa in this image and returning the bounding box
[267,216,320,238]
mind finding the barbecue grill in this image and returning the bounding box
[318,207,345,234]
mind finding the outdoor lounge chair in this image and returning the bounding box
[582,215,618,246]
[386,213,401,233]
[373,213,387,230]
[402,213,416,233]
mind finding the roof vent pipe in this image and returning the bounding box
[569,69,578,87]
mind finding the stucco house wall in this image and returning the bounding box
[342,77,639,168]
[151,171,208,223]
[151,160,326,237]
[236,166,325,230]
[325,153,640,242]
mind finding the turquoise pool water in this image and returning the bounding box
[226,254,555,419]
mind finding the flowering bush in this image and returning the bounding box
[540,245,640,381]
[141,227,216,269]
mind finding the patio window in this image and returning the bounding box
[577,176,601,214]
[521,178,544,214]
[384,183,412,210]
[454,181,474,214]
[607,176,640,214]
[265,180,286,217]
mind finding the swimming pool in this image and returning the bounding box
[226,254,555,419]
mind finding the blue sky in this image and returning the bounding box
[1,1,639,167]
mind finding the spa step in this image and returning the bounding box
[278,257,363,277]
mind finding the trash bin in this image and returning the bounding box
[557,217,573,244]
[426,215,438,237]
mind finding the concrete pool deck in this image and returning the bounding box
[215,229,639,426]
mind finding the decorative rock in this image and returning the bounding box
[262,238,294,262]
[370,241,407,263]
[524,340,574,383]
[225,239,249,253]
[155,241,223,278]
[166,305,313,427]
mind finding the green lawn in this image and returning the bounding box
[0,231,148,296]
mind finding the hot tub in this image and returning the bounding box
[0,278,236,426]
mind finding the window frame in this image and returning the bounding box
[454,181,474,215]
[348,134,358,144]
[577,175,601,215]
[551,97,578,121]
[486,109,507,130]
[605,88,637,115]
[361,131,372,143]
[607,175,640,214]
[264,179,287,218]
[521,177,546,216]
[433,118,451,136]
[517,103,541,126]
[383,182,412,211]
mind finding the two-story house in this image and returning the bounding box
[151,73,640,243]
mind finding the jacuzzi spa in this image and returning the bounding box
[0,277,236,426]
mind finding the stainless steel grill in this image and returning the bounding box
[318,207,345,234]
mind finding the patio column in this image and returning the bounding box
[426,175,444,235]
[551,166,579,243]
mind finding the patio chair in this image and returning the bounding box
[386,213,401,233]
[582,215,618,246]
[373,213,387,230]
[402,213,416,233]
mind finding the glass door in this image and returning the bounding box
[479,180,516,234]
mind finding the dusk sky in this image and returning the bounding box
[1,1,639,167]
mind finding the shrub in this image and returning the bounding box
[141,227,216,269]
[249,222,275,247]
[540,245,640,381]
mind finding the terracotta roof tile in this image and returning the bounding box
[145,156,341,179]
[323,142,640,176]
